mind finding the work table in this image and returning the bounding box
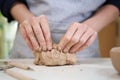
[0,58,119,80]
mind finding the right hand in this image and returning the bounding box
[19,15,52,51]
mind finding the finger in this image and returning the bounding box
[63,29,79,53]
[63,24,88,53]
[19,24,33,50]
[79,27,94,47]
[39,15,52,50]
[31,17,46,51]
[23,21,39,50]
[58,22,78,51]
[33,51,40,65]
[70,28,94,53]
[77,31,97,52]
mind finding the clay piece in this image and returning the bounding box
[110,47,120,74]
[33,44,77,66]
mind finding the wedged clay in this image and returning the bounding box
[33,44,77,66]
[110,47,120,74]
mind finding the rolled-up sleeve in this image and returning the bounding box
[0,0,28,22]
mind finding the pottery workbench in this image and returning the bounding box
[0,58,119,80]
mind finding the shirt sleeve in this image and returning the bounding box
[0,0,28,22]
[105,0,120,12]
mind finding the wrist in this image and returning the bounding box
[10,2,34,23]
[83,18,100,32]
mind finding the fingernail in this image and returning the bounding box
[48,45,52,50]
[58,46,62,51]
[42,46,47,51]
[34,46,39,51]
[64,48,68,53]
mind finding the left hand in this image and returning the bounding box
[58,22,97,53]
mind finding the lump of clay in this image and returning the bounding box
[110,47,120,74]
[33,44,77,66]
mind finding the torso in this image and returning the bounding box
[10,0,106,58]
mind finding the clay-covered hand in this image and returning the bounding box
[58,22,97,53]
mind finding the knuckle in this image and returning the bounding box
[35,29,40,35]
[20,21,28,27]
[80,39,85,44]
[19,22,26,27]
[33,41,38,46]
[31,16,36,20]
[46,38,51,43]
[71,38,78,44]
[31,19,38,24]
[30,36,35,42]
[72,22,79,27]
[23,20,29,25]
[31,17,39,23]
[82,24,88,29]
[64,36,71,42]
[40,15,46,18]
[34,46,39,51]
[39,15,47,22]
[28,30,33,37]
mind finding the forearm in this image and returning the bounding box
[83,5,119,32]
[10,2,53,51]
[10,2,34,23]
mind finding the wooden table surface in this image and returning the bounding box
[0,58,120,80]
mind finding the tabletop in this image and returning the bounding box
[0,58,120,80]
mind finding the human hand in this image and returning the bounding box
[58,22,97,53]
[19,15,52,51]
